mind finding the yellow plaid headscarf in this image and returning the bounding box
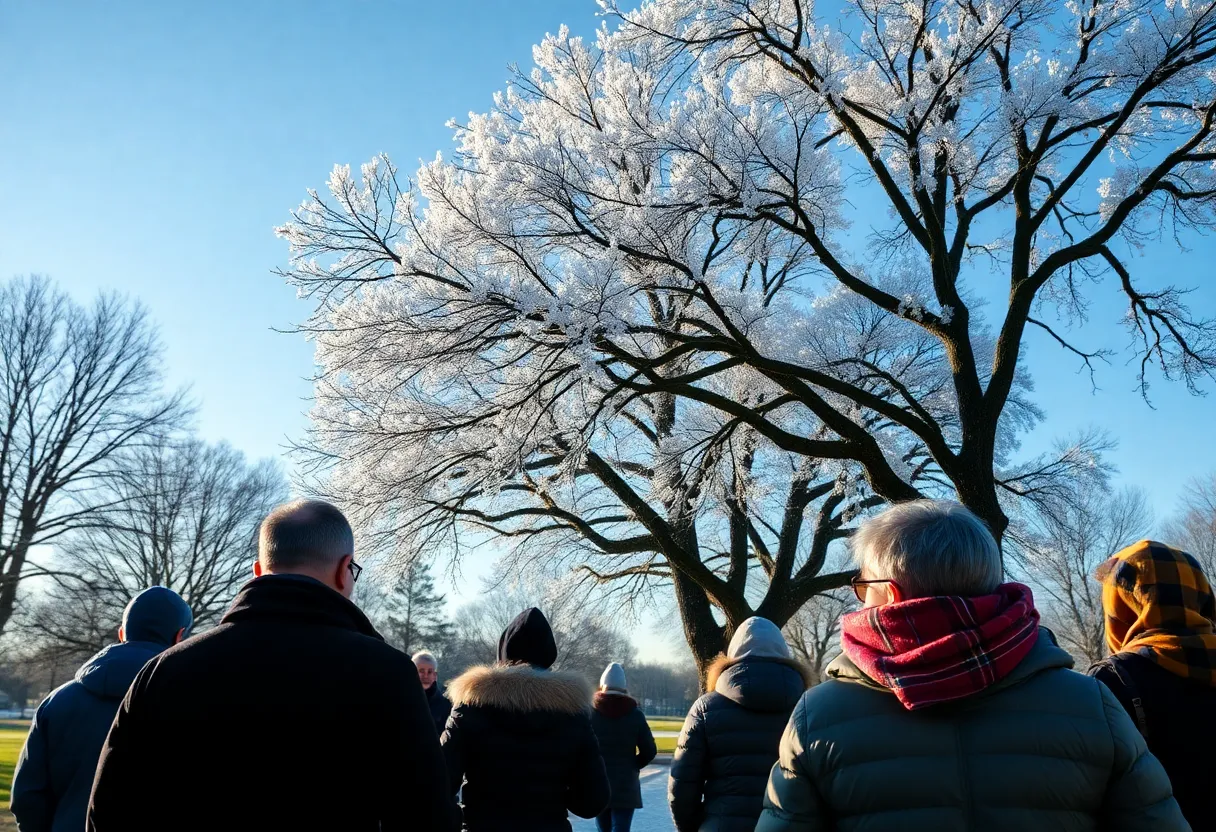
[1098,540,1216,686]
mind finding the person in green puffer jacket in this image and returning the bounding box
[758,500,1188,832]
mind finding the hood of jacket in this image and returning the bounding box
[726,616,792,661]
[447,663,591,715]
[75,640,166,699]
[707,654,810,712]
[497,607,558,669]
[220,574,383,640]
[826,625,1074,700]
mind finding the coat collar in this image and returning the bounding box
[447,663,591,715]
[221,574,383,641]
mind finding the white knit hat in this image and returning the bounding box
[726,616,791,661]
[599,662,628,694]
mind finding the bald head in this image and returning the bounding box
[258,499,355,574]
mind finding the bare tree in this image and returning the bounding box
[1165,473,1216,575]
[1017,485,1153,665]
[784,588,856,683]
[278,0,1215,675]
[0,276,186,637]
[20,438,286,652]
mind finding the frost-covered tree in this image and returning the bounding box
[278,0,1216,673]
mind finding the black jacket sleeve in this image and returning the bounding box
[440,705,472,798]
[382,658,460,832]
[10,699,54,832]
[669,700,709,832]
[566,714,611,819]
[635,709,657,769]
[87,658,158,831]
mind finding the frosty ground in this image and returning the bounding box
[571,765,672,832]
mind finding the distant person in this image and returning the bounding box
[758,500,1187,832]
[589,662,657,832]
[441,607,610,830]
[413,649,452,734]
[1089,540,1216,831]
[10,587,192,832]
[87,499,458,832]
[669,616,808,832]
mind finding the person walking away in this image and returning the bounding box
[414,650,453,735]
[1089,539,1216,831]
[669,616,809,832]
[441,607,610,831]
[757,500,1188,832]
[10,587,192,832]
[87,499,459,832]
[590,662,657,832]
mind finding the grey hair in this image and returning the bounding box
[852,500,1003,598]
[411,650,437,668]
[258,499,355,571]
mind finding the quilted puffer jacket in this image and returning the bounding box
[757,629,1188,832]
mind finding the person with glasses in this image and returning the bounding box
[87,499,459,832]
[757,499,1187,832]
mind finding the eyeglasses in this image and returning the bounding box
[347,558,363,583]
[850,576,901,603]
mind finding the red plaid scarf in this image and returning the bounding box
[840,582,1040,711]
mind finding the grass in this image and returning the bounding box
[646,717,684,754]
[1,721,28,830]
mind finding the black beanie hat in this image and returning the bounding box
[122,586,193,646]
[497,607,558,669]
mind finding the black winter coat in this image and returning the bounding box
[590,693,657,809]
[441,663,610,831]
[427,681,453,735]
[669,656,808,832]
[1091,651,1216,831]
[10,641,165,832]
[87,575,459,832]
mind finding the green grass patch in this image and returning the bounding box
[0,724,28,806]
[654,735,677,754]
[645,717,685,733]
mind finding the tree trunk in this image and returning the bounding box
[0,536,33,639]
[671,570,727,692]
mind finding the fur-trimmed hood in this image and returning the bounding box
[447,663,593,715]
[706,654,812,712]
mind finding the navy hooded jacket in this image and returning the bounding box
[10,641,165,832]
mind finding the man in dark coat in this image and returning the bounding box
[10,587,192,832]
[86,499,459,832]
[413,649,452,735]
[590,662,657,832]
[669,616,809,832]
[441,607,610,831]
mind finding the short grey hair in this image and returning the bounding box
[258,499,355,571]
[852,500,1002,598]
[411,650,437,668]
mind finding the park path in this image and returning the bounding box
[571,764,673,832]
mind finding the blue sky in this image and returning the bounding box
[2,0,1213,663]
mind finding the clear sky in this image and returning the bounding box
[2,0,1213,664]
